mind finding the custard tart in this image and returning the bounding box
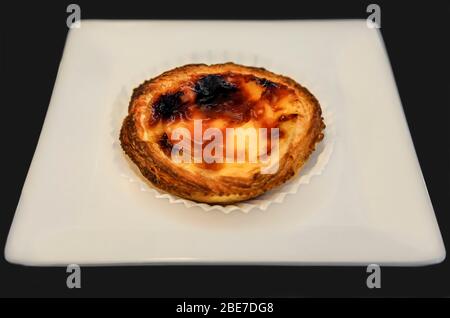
[120,63,325,204]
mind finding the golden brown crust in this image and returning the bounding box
[120,62,325,204]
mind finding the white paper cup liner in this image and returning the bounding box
[112,51,335,213]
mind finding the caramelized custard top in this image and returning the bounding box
[150,73,295,128]
[149,73,300,170]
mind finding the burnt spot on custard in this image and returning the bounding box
[194,74,237,106]
[278,114,299,122]
[152,91,186,122]
[158,132,173,156]
[256,77,278,88]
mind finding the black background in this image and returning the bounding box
[0,0,449,297]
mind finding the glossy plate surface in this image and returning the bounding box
[5,20,445,266]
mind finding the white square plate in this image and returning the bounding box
[5,20,445,266]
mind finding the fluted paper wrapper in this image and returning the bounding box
[112,51,335,213]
